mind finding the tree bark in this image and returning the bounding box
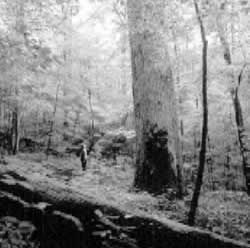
[127,0,182,194]
[188,0,208,226]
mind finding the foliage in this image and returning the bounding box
[0,0,249,244]
[0,216,38,248]
[0,0,133,147]
[2,153,250,244]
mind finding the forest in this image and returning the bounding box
[0,0,249,247]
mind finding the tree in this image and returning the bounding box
[215,1,250,194]
[11,0,25,155]
[46,82,61,157]
[127,0,182,194]
[188,0,208,226]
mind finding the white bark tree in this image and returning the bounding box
[127,0,182,194]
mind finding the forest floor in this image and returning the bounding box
[0,152,249,245]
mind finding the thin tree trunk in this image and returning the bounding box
[0,100,3,132]
[216,2,250,194]
[188,0,208,226]
[11,86,20,155]
[11,0,24,155]
[63,49,69,140]
[34,109,39,142]
[73,110,80,138]
[62,4,73,141]
[172,29,184,197]
[46,83,60,157]
[11,107,20,155]
[172,29,184,137]
[232,65,250,193]
[88,89,95,136]
[207,136,215,191]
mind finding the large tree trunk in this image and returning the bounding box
[127,0,181,194]
[0,169,249,248]
[216,3,250,194]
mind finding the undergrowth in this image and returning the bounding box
[1,153,249,244]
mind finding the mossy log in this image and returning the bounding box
[0,170,249,248]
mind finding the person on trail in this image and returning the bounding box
[79,143,88,171]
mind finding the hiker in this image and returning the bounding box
[79,143,88,171]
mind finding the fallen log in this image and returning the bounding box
[0,191,86,248]
[0,170,249,248]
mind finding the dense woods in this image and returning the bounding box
[0,0,250,247]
